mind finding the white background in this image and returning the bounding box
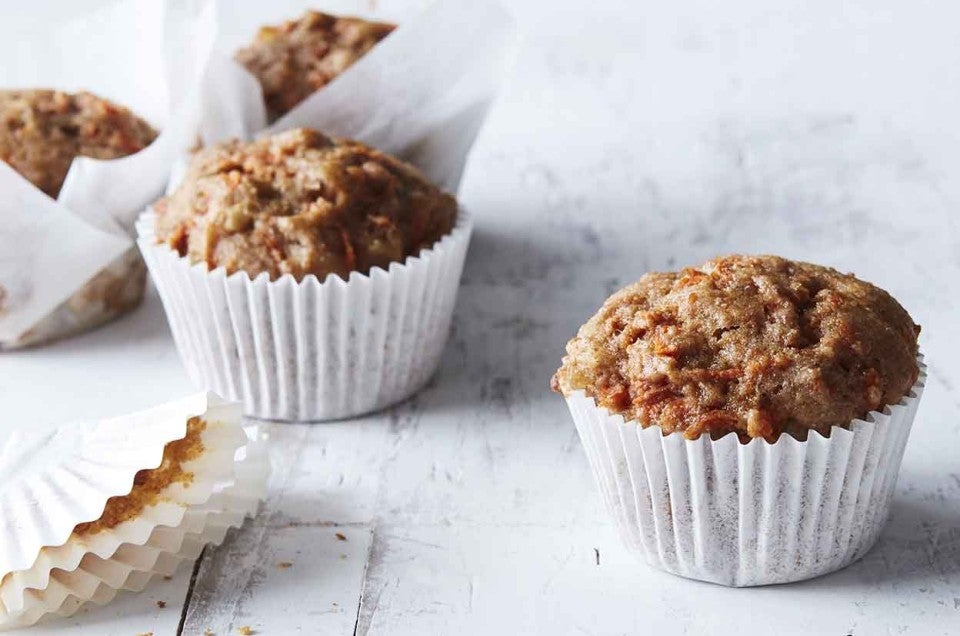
[1,0,959,634]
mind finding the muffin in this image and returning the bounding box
[0,89,157,198]
[554,255,925,586]
[0,89,157,349]
[553,254,920,442]
[137,129,471,421]
[154,127,456,282]
[235,10,395,121]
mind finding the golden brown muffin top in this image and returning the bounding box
[552,255,921,442]
[72,418,205,536]
[154,128,457,282]
[235,10,395,121]
[0,89,157,198]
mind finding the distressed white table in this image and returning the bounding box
[3,0,960,634]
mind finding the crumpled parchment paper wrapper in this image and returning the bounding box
[193,0,518,192]
[0,0,217,349]
[141,0,516,420]
[0,393,269,628]
[564,358,926,587]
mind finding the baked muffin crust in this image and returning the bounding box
[155,128,457,282]
[235,10,395,121]
[0,89,157,198]
[553,255,921,442]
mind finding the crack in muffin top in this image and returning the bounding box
[0,89,157,198]
[154,128,457,282]
[235,10,395,122]
[552,255,921,442]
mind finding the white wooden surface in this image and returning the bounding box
[3,0,960,634]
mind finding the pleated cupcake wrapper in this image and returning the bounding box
[0,419,244,618]
[136,209,473,421]
[0,419,243,606]
[0,436,268,628]
[0,392,240,580]
[566,360,926,587]
[43,440,268,625]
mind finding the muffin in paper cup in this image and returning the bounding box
[0,393,268,628]
[137,207,471,422]
[565,360,924,587]
[553,255,925,586]
[0,88,156,351]
[0,0,218,350]
[138,127,471,422]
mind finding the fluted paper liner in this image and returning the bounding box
[0,393,234,577]
[137,209,472,421]
[1,440,268,628]
[0,396,268,628]
[565,359,926,587]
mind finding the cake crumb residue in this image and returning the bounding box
[72,418,207,536]
[238,627,255,636]
[335,532,347,541]
[277,561,293,569]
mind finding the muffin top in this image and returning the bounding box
[235,10,395,121]
[154,128,457,282]
[0,89,157,198]
[552,255,921,442]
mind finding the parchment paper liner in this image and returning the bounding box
[137,209,472,421]
[0,0,216,349]
[564,358,926,587]
[0,427,268,628]
[194,0,517,194]
[9,247,147,349]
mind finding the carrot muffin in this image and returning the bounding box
[154,128,457,282]
[235,10,395,121]
[0,89,157,198]
[552,255,921,442]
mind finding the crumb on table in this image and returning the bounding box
[335,532,347,541]
[277,561,293,569]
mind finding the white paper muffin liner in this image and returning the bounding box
[136,208,472,421]
[0,393,236,578]
[565,358,926,587]
[0,420,242,607]
[0,395,268,628]
[11,439,268,628]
